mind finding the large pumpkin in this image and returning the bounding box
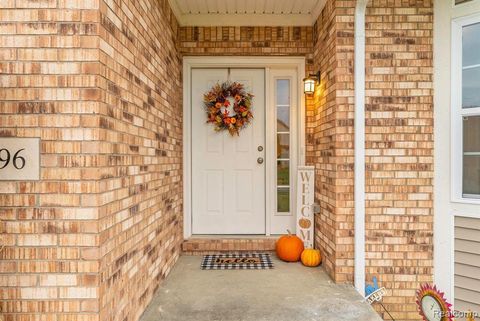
[276,230,304,262]
[301,249,322,267]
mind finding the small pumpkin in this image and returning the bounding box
[276,230,304,262]
[298,218,311,229]
[301,249,322,267]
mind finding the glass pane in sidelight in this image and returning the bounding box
[277,160,290,186]
[462,66,480,108]
[463,23,480,67]
[277,187,290,212]
[463,156,480,197]
[277,106,290,131]
[277,133,290,159]
[276,79,290,106]
[463,116,480,153]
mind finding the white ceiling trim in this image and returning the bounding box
[168,0,327,26]
[169,0,185,22]
[311,0,327,23]
[175,13,315,26]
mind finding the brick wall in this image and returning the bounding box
[178,26,314,57]
[365,2,434,319]
[97,1,183,320]
[310,0,434,319]
[0,0,182,320]
[309,0,340,281]
[0,1,102,320]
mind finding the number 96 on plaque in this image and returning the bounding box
[0,138,40,181]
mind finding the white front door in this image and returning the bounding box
[191,68,266,234]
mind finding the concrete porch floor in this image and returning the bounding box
[139,256,382,321]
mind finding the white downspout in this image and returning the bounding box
[354,0,369,296]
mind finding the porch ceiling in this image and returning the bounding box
[168,0,326,26]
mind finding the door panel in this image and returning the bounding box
[191,68,266,234]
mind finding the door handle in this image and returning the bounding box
[257,157,264,164]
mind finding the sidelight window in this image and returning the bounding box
[276,79,291,212]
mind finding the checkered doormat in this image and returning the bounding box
[201,253,274,270]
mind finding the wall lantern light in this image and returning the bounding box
[303,71,320,95]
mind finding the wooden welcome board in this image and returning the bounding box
[296,166,315,248]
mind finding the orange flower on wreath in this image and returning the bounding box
[230,117,237,124]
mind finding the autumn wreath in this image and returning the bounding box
[203,81,254,136]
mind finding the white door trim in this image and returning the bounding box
[183,56,306,238]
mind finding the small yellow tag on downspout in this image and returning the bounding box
[467,311,476,321]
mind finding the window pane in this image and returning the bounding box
[277,106,290,131]
[463,116,480,153]
[463,156,480,197]
[276,79,290,106]
[463,23,480,67]
[277,160,289,185]
[277,133,290,159]
[277,187,290,212]
[462,66,480,108]
[276,78,291,213]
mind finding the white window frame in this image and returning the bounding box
[451,13,480,205]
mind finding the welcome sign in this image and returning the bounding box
[296,166,315,248]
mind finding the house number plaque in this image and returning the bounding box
[0,138,40,180]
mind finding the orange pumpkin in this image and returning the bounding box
[301,249,322,267]
[276,230,304,262]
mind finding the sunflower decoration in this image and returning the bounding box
[203,81,254,136]
[416,283,453,321]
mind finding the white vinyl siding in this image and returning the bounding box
[454,216,480,312]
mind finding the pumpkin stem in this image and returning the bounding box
[287,229,291,236]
